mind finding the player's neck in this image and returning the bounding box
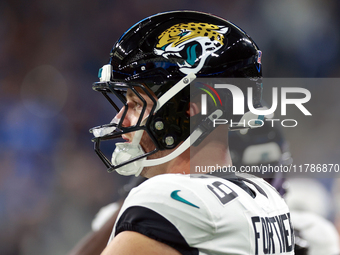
[190,140,232,174]
[168,134,231,175]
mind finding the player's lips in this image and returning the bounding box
[122,134,131,143]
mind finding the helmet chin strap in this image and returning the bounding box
[142,127,202,167]
[111,123,146,176]
[112,109,222,176]
[111,130,145,177]
[112,123,204,176]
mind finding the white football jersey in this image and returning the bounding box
[110,173,294,255]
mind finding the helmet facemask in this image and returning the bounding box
[90,73,200,176]
[90,80,158,176]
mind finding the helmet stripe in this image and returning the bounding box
[203,83,223,106]
[200,88,217,106]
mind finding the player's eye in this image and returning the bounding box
[133,100,143,111]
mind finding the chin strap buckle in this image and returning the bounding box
[193,109,223,146]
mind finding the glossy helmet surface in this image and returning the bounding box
[90,10,263,175]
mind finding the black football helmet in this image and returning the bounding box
[90,10,263,175]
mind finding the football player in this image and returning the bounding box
[89,10,294,255]
[70,121,339,255]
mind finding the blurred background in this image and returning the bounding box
[1,0,340,254]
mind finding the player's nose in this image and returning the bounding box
[115,106,131,127]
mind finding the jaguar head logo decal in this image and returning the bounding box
[154,22,229,74]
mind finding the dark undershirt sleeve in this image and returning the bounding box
[115,206,199,255]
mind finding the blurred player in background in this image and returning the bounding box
[229,119,340,255]
[84,10,294,255]
[68,176,146,255]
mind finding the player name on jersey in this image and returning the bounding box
[251,212,294,255]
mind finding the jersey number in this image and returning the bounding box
[207,181,238,205]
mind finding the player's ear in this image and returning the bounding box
[186,102,200,117]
